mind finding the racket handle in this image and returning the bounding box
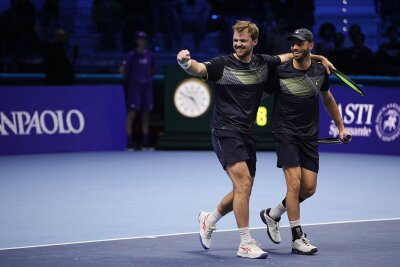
[342,134,352,144]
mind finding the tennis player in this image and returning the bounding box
[177,21,334,259]
[259,28,350,255]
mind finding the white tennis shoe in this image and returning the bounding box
[292,234,318,255]
[237,239,268,259]
[198,211,216,250]
[260,208,281,244]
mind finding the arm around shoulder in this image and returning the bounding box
[276,53,293,63]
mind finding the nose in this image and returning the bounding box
[292,43,300,49]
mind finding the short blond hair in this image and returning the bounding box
[232,20,259,40]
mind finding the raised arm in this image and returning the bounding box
[177,49,207,77]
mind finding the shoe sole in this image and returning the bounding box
[259,210,281,244]
[237,251,268,259]
[292,247,318,255]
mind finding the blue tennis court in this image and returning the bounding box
[0,151,399,266]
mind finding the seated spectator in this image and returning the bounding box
[344,23,362,48]
[376,25,400,75]
[315,22,336,58]
[331,32,348,71]
[173,0,211,51]
[346,32,375,75]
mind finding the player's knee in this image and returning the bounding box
[301,187,316,198]
[286,178,301,193]
[233,175,253,195]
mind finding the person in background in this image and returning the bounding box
[376,25,400,75]
[120,31,155,150]
[346,32,375,75]
[44,28,76,85]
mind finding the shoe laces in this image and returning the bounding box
[299,234,312,246]
[267,216,280,230]
[246,239,263,249]
[204,225,216,239]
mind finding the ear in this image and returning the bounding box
[309,42,314,50]
[253,38,258,46]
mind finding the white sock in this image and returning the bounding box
[289,219,300,228]
[269,202,287,219]
[207,209,222,226]
[238,227,252,244]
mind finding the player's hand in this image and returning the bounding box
[177,50,191,64]
[320,56,335,75]
[340,131,352,144]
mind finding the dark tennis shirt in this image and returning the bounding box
[272,59,329,138]
[204,54,280,133]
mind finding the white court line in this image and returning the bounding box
[1,217,399,251]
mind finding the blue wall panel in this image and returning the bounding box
[0,85,126,155]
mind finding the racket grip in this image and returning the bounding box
[342,134,352,144]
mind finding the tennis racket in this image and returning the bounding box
[318,134,352,144]
[331,69,365,96]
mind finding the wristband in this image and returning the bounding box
[178,59,191,70]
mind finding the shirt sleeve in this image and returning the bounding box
[263,54,281,68]
[203,56,225,82]
[321,72,330,91]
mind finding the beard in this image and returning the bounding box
[234,46,253,61]
[292,49,310,61]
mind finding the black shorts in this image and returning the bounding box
[274,133,319,173]
[211,128,257,177]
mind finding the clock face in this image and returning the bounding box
[173,78,211,118]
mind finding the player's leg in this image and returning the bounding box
[140,84,153,148]
[290,138,319,255]
[260,133,300,244]
[299,167,317,200]
[198,129,235,250]
[125,110,136,149]
[226,162,268,259]
[283,166,317,255]
[226,161,253,229]
[126,85,141,150]
[207,129,266,258]
[141,111,150,147]
[298,137,319,200]
[198,191,232,250]
[283,166,302,223]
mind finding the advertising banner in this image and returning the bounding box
[0,85,126,155]
[319,85,399,155]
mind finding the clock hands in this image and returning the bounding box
[179,91,199,109]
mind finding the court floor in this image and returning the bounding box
[0,151,399,266]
